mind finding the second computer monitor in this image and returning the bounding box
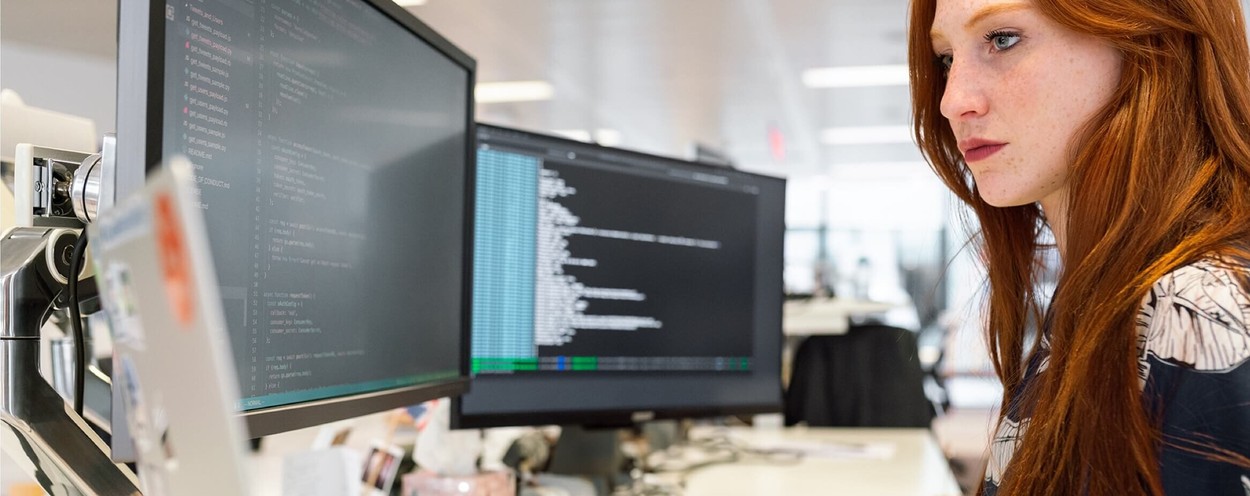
[116,0,474,437]
[454,124,785,429]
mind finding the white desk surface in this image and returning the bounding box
[679,426,962,496]
[783,298,895,336]
[249,421,962,496]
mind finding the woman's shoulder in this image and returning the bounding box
[1147,256,1250,306]
[1138,257,1250,494]
[1137,255,1250,380]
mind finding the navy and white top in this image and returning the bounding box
[983,258,1250,495]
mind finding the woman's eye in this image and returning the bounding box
[987,31,1021,51]
[938,54,953,69]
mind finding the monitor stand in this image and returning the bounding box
[545,420,689,495]
[546,424,623,493]
[0,227,141,495]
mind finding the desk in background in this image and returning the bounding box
[680,426,961,496]
[783,298,896,336]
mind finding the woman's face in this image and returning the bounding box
[930,0,1122,208]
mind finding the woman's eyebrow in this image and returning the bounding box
[930,3,1031,42]
[965,3,1029,30]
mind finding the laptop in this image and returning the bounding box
[90,157,251,495]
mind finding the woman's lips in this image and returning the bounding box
[964,143,1006,162]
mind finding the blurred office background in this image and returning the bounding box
[1,0,993,360]
[16,0,1242,492]
[0,1,999,491]
[1,0,996,399]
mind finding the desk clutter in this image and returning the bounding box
[254,409,961,496]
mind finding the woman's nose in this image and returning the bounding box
[939,61,989,121]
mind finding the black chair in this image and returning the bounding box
[784,324,935,428]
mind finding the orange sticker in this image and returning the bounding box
[155,193,195,328]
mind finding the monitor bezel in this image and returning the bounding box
[116,0,476,438]
[452,123,786,430]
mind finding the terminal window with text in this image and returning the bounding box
[118,0,473,435]
[457,125,785,428]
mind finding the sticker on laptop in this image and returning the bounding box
[101,262,147,350]
[119,355,177,495]
[154,191,196,329]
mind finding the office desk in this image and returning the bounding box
[679,427,961,496]
[783,298,895,336]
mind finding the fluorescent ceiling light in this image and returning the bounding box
[393,0,426,6]
[476,81,554,104]
[594,129,622,147]
[802,65,908,88]
[820,125,913,145]
[552,129,592,142]
[550,128,622,146]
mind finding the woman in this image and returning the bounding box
[909,0,1250,494]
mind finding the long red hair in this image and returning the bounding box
[909,0,1250,493]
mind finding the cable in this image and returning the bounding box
[68,229,90,416]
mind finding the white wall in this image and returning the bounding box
[0,42,117,136]
[1,0,119,137]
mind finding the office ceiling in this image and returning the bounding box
[411,0,921,180]
[2,0,923,181]
[9,0,1250,182]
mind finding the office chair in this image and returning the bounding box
[784,323,935,428]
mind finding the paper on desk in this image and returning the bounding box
[751,439,896,460]
[282,447,362,496]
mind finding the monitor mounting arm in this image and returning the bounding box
[1,142,141,495]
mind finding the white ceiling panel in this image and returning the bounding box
[2,0,926,181]
[414,0,919,179]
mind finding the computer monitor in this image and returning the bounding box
[115,0,474,437]
[453,124,785,429]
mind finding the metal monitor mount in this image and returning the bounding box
[1,135,141,495]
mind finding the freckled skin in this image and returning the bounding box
[931,0,1122,229]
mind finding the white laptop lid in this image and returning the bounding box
[90,157,251,495]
